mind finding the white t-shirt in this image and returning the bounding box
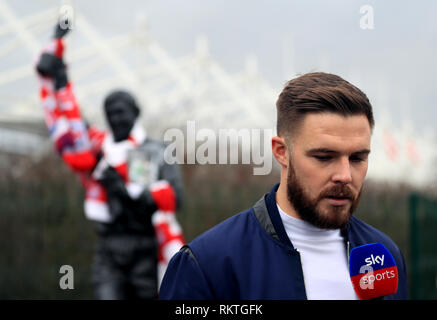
[277,204,358,300]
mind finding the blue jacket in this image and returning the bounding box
[160,184,408,299]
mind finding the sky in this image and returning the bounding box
[1,0,437,138]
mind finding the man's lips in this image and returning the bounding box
[324,196,352,206]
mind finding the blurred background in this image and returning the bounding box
[0,0,436,299]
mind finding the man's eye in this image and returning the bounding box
[350,156,365,163]
[314,155,332,162]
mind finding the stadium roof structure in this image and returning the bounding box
[0,1,436,187]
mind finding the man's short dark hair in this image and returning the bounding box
[276,72,374,140]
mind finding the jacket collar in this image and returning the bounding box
[264,183,295,248]
[252,183,294,249]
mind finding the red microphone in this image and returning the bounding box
[349,243,398,300]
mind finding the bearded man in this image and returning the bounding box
[159,72,408,300]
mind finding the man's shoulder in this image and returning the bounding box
[187,208,257,255]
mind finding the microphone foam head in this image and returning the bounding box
[349,243,398,300]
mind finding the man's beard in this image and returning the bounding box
[286,159,362,230]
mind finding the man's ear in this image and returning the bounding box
[272,136,289,168]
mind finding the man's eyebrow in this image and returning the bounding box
[306,148,371,155]
[307,148,338,154]
[353,149,371,155]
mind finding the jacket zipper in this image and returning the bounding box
[346,241,351,267]
[346,240,351,265]
[294,248,308,298]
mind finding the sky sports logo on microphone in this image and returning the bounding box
[349,243,399,300]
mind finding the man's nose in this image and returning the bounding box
[331,157,352,184]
